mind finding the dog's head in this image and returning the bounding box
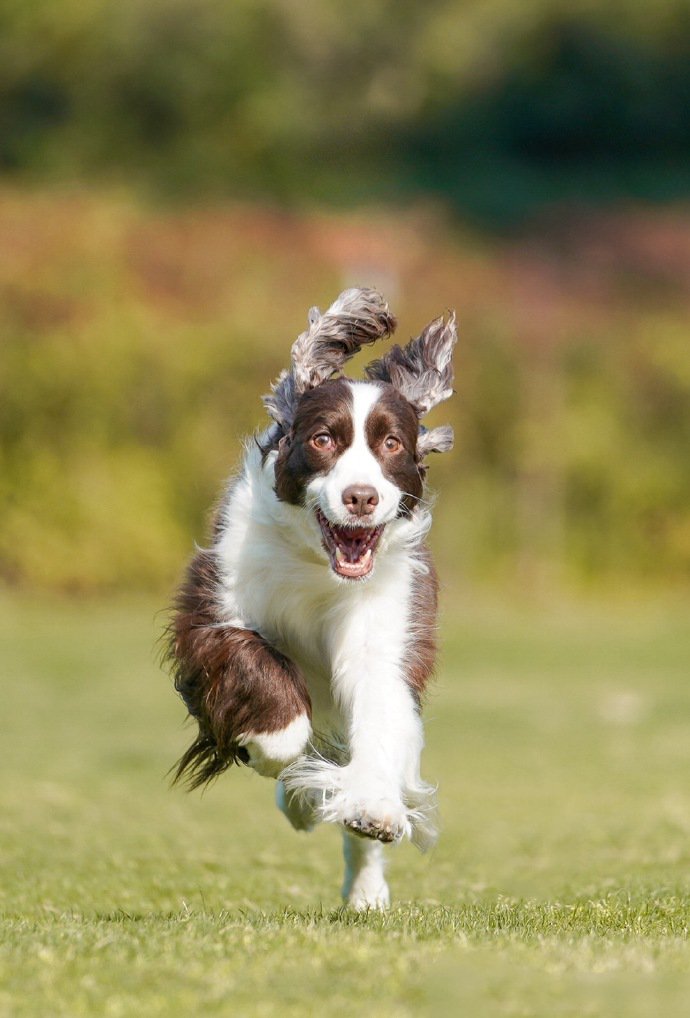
[264,289,457,581]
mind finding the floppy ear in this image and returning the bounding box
[365,311,456,416]
[417,424,454,457]
[263,288,396,429]
[365,310,457,457]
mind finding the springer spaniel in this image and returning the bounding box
[167,288,456,909]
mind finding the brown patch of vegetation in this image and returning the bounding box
[0,187,688,591]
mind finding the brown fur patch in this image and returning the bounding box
[405,548,439,703]
[274,378,354,505]
[166,548,311,789]
[365,384,424,514]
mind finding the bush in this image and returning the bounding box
[1,189,689,591]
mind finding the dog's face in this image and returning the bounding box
[274,379,423,580]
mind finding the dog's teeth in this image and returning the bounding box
[361,549,372,565]
[335,548,346,563]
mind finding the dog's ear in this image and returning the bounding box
[291,289,397,392]
[417,424,454,457]
[366,311,457,458]
[263,374,297,433]
[264,288,396,429]
[365,311,457,418]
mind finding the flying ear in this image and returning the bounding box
[364,311,457,417]
[365,310,457,458]
[417,424,454,457]
[263,288,397,429]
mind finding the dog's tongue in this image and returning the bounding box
[330,527,372,577]
[331,526,371,563]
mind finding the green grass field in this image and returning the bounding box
[1,591,689,1016]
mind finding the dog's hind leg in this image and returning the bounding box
[341,831,389,911]
[275,779,317,831]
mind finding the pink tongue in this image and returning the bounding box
[335,533,367,562]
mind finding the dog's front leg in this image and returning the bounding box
[332,652,426,844]
[341,831,389,910]
[170,549,313,786]
[329,593,436,848]
[282,595,437,851]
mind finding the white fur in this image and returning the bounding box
[308,382,402,528]
[281,542,436,851]
[214,380,437,908]
[238,714,311,778]
[342,832,390,911]
[275,780,317,832]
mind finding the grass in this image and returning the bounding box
[1,590,689,1016]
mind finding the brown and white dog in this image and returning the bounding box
[167,288,456,909]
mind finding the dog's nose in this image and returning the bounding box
[342,484,379,517]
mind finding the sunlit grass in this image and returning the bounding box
[1,592,689,1015]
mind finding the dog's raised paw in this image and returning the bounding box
[343,805,408,843]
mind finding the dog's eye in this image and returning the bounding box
[311,432,334,451]
[384,435,401,452]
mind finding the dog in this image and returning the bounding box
[167,288,456,909]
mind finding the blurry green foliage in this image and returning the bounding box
[0,1,689,223]
[0,189,688,591]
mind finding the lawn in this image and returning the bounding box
[1,590,689,1016]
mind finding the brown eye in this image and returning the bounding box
[311,432,334,451]
[384,435,401,452]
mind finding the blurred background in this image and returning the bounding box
[2,9,690,1006]
[1,0,689,597]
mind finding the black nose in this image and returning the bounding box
[342,485,379,517]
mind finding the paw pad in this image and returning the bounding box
[344,814,404,843]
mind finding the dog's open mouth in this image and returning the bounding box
[316,509,384,580]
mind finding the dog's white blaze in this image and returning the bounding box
[309,381,402,528]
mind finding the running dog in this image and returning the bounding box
[167,288,456,909]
